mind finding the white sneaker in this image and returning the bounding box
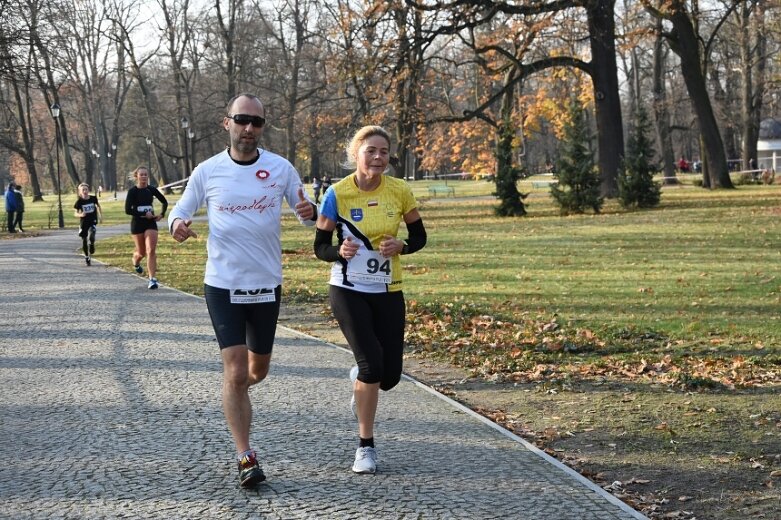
[352,446,377,474]
[349,366,359,419]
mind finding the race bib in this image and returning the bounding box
[346,250,392,284]
[230,288,276,304]
[137,205,153,215]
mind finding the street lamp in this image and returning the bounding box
[50,103,64,229]
[180,116,190,179]
[145,136,152,171]
[187,128,196,171]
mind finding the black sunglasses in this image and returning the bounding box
[227,114,266,127]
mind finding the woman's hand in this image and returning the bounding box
[379,234,403,257]
[339,237,359,260]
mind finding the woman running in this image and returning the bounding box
[125,166,168,289]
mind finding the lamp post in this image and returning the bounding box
[50,103,64,228]
[145,136,152,170]
[180,116,190,179]
[187,128,196,172]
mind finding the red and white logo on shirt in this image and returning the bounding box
[255,169,270,180]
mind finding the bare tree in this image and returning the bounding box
[643,0,736,188]
[736,0,768,170]
[111,6,175,187]
[651,20,677,184]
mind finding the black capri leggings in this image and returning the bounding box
[329,285,405,391]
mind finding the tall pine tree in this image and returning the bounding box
[619,105,661,208]
[550,101,603,214]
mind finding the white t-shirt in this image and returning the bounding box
[168,148,314,290]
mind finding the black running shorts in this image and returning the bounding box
[204,284,281,354]
[130,218,158,235]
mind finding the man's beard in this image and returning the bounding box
[233,133,258,154]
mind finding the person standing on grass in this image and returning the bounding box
[125,166,168,289]
[73,183,102,266]
[167,93,316,489]
[313,125,427,474]
[5,182,17,233]
[312,176,322,204]
[13,184,24,232]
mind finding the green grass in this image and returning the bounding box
[48,182,781,386]
[3,193,182,231]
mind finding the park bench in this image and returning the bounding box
[428,184,455,197]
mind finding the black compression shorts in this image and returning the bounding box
[204,284,281,354]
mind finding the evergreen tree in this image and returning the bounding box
[550,101,603,214]
[619,105,661,208]
[494,121,527,216]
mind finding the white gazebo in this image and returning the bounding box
[757,118,781,172]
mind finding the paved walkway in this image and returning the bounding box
[0,229,647,519]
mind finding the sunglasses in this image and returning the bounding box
[227,114,266,127]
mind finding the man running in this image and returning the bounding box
[167,93,316,488]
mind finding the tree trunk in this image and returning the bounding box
[652,24,676,184]
[393,3,423,181]
[494,69,526,217]
[11,65,45,200]
[666,8,733,188]
[739,1,766,170]
[586,0,624,198]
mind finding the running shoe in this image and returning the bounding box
[352,446,377,474]
[89,242,95,254]
[349,365,359,419]
[148,278,158,290]
[238,452,266,488]
[85,256,91,266]
[134,264,143,274]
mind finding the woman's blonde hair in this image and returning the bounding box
[77,183,90,191]
[343,125,391,170]
[128,166,149,182]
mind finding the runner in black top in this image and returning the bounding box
[125,166,168,289]
[73,183,102,266]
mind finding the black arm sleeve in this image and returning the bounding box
[153,187,169,216]
[314,227,341,262]
[401,218,427,255]
[124,188,134,216]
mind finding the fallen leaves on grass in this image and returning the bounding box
[405,301,781,390]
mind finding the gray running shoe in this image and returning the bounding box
[352,446,377,474]
[148,278,158,290]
